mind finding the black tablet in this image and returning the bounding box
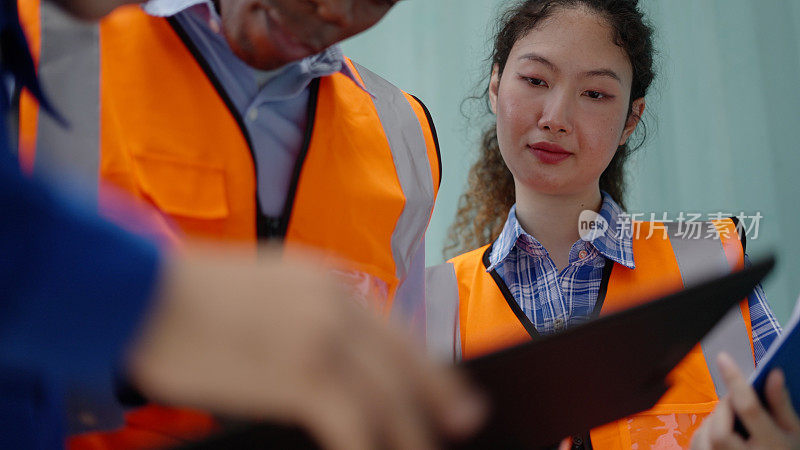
[460,256,775,448]
[176,256,775,450]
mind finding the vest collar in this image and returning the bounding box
[480,243,614,341]
[487,192,636,272]
[142,0,371,96]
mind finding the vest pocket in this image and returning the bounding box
[131,153,229,220]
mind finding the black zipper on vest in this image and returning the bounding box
[483,245,597,450]
[592,259,614,317]
[167,17,318,241]
[481,244,616,337]
[482,243,610,450]
[276,78,319,238]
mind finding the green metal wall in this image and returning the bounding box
[342,0,800,323]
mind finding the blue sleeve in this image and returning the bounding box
[0,3,162,442]
[0,148,162,390]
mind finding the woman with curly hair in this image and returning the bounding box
[426,0,785,448]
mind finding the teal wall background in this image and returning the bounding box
[342,0,800,324]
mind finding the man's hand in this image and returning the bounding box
[691,352,800,450]
[125,246,486,450]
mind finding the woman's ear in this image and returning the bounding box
[619,97,645,146]
[489,64,501,115]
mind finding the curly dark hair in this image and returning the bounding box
[445,0,656,257]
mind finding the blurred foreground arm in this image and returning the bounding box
[691,353,800,450]
[127,247,486,450]
[1,127,483,449]
[0,167,484,448]
[2,0,483,445]
[1,124,482,449]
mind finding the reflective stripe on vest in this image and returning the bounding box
[352,62,435,319]
[425,262,461,362]
[663,221,754,397]
[25,1,100,196]
[426,219,754,448]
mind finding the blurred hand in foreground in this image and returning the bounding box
[691,352,800,450]
[124,246,486,450]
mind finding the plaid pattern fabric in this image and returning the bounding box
[487,193,781,364]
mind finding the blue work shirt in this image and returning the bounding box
[0,1,161,446]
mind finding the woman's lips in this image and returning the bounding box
[528,142,572,164]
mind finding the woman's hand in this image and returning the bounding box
[691,352,800,450]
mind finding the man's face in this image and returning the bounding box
[218,0,397,70]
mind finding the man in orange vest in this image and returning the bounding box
[2,0,487,449]
[21,0,438,321]
[18,0,443,447]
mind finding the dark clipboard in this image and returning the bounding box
[175,256,775,450]
[458,256,775,448]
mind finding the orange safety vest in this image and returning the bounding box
[19,2,440,448]
[426,220,755,449]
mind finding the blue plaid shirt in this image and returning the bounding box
[487,193,781,364]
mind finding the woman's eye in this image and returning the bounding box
[584,90,607,100]
[524,77,547,87]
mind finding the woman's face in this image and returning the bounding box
[490,6,645,198]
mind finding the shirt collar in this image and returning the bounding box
[486,205,538,272]
[141,0,371,95]
[143,0,211,18]
[590,192,636,269]
[487,192,635,272]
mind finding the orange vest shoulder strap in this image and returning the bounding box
[592,219,754,449]
[604,219,747,311]
[448,245,532,359]
[603,219,754,395]
[288,61,438,311]
[603,221,685,313]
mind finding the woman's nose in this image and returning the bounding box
[537,92,573,135]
